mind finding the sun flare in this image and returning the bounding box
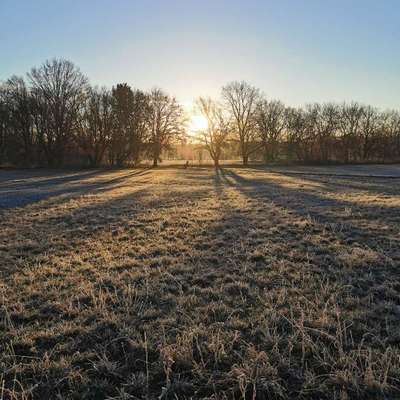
[188,114,208,135]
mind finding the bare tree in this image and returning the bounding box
[381,110,400,160]
[76,87,113,167]
[305,103,339,162]
[0,87,9,165]
[129,90,150,166]
[285,107,305,161]
[0,76,35,165]
[359,105,381,161]
[256,99,286,162]
[196,97,230,167]
[285,107,316,162]
[222,81,260,165]
[146,89,185,167]
[29,59,88,166]
[338,102,364,162]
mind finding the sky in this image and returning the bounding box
[0,0,399,110]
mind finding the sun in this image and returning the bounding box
[188,114,208,136]
[182,101,209,136]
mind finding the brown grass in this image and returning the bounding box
[1,167,400,399]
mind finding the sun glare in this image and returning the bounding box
[188,114,208,136]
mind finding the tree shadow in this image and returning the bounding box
[0,169,151,210]
[217,168,400,281]
[246,165,400,196]
[0,179,215,280]
[285,173,400,197]
[0,169,103,186]
[220,168,400,227]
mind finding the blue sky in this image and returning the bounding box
[1,0,399,109]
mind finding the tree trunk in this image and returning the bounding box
[116,158,124,168]
[153,158,158,167]
[263,145,269,164]
[243,155,248,166]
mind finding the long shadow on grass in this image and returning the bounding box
[276,171,400,198]
[220,168,400,250]
[0,169,103,188]
[218,167,400,290]
[0,169,151,210]
[0,175,216,280]
[216,168,400,333]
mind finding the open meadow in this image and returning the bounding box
[1,166,400,399]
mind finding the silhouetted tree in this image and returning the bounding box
[285,107,305,161]
[359,105,380,161]
[222,81,260,165]
[146,89,185,167]
[256,99,286,162]
[129,90,150,166]
[76,87,113,167]
[196,97,230,167]
[0,76,35,165]
[306,103,339,162]
[0,89,9,165]
[109,84,132,166]
[286,107,317,162]
[338,102,363,162]
[109,84,149,167]
[29,59,88,166]
[381,110,400,161]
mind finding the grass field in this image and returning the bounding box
[1,166,400,399]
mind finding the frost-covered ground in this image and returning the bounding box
[1,166,400,399]
[1,164,400,210]
[266,163,400,178]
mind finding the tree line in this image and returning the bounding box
[0,59,185,167]
[1,59,399,168]
[197,82,400,166]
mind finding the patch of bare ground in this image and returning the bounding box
[0,167,400,399]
